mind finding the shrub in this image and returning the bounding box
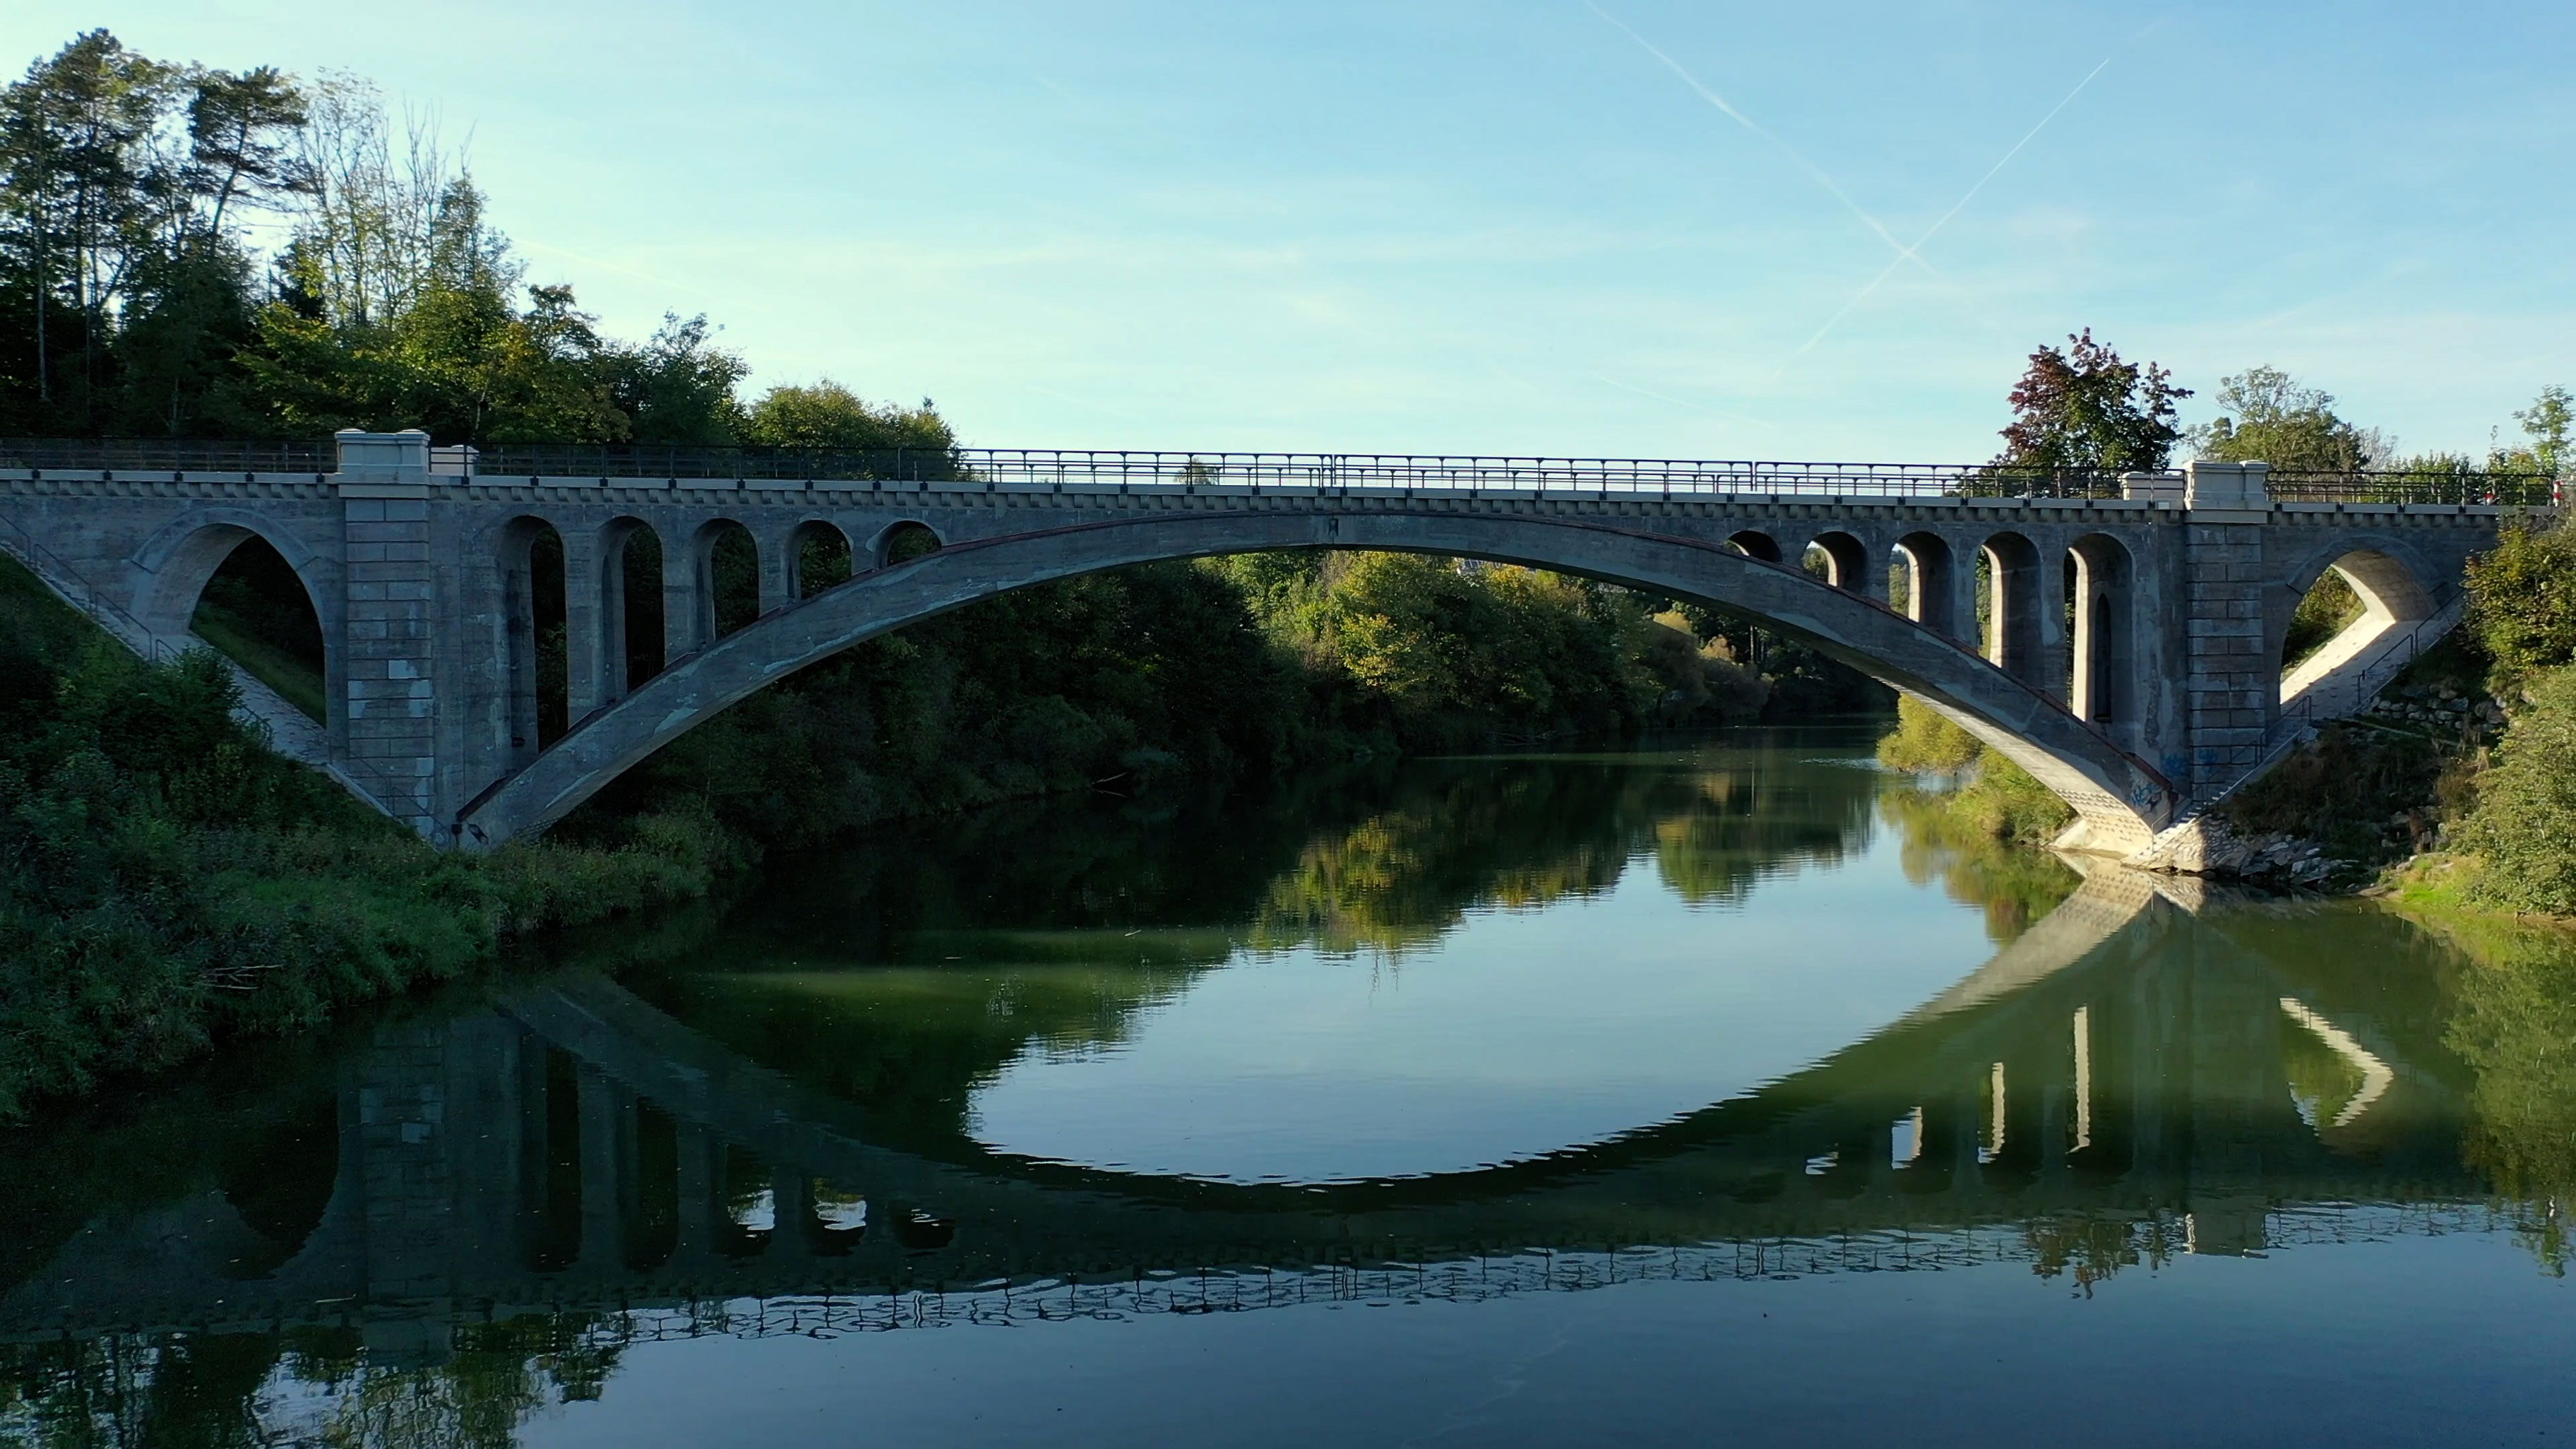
[1876,695,1981,773]
[1949,753,2075,845]
[2467,518,2576,688]
[2457,665,2576,916]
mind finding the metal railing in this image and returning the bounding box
[0,511,181,662]
[0,437,2563,506]
[2267,467,2558,506]
[451,446,2144,499]
[2274,607,2460,736]
[0,436,334,474]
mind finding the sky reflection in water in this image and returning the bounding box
[6,729,2572,1448]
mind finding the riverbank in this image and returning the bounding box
[1,538,1880,1119]
[0,551,731,1119]
[1868,513,2576,926]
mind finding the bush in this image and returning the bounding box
[1876,696,1981,773]
[2457,665,2576,916]
[1948,753,2075,845]
[0,554,715,1119]
[2467,518,2576,688]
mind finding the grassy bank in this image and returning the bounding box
[1874,696,2075,847]
[2,539,1878,1119]
[0,554,722,1119]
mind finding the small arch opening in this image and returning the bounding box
[699,521,762,639]
[1803,531,1870,592]
[881,520,942,568]
[1979,532,2046,686]
[2068,534,2134,724]
[2278,549,2438,712]
[792,521,855,600]
[605,519,667,695]
[501,517,570,756]
[189,534,326,723]
[1893,532,1957,638]
[1724,530,1782,564]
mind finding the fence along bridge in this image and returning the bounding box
[0,431,2545,853]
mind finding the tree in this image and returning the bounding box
[180,65,307,240]
[604,313,749,443]
[2189,366,2383,472]
[2513,385,2571,479]
[1996,329,2188,472]
[745,378,953,454]
[0,31,181,421]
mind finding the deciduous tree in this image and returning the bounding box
[2190,366,2383,472]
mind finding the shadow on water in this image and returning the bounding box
[3,727,2572,1443]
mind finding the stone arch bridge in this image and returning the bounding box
[0,432,2540,854]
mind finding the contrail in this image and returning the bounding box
[1793,51,2118,355]
[1587,2,1936,279]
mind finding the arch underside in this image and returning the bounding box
[2279,547,2444,719]
[456,511,2178,852]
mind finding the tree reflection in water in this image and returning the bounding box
[7,731,2576,1444]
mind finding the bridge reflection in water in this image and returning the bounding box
[4,736,2562,1449]
[0,870,2504,1355]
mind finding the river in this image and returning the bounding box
[4,727,2570,1446]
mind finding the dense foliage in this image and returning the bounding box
[0,31,934,448]
[2452,667,2576,916]
[1874,695,2073,846]
[0,554,715,1117]
[1994,328,2188,472]
[2464,518,2576,688]
[2190,366,2385,472]
[1212,552,1772,752]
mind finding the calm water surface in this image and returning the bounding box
[5,727,2572,1446]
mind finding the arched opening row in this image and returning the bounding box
[498,516,940,764]
[1722,526,2142,727]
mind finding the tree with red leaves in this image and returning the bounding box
[1996,329,2190,472]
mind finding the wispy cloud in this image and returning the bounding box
[1793,44,2129,357]
[1585,2,1934,279]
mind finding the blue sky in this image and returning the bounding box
[10,1,2570,458]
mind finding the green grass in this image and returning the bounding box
[191,600,327,722]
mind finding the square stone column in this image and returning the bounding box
[664,528,708,663]
[560,527,607,721]
[334,431,443,837]
[2178,462,2275,797]
[2036,539,2070,704]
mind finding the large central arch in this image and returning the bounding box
[455,510,2177,852]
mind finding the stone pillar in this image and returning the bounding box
[356,1020,455,1304]
[2036,539,2070,704]
[2179,463,2274,797]
[1943,535,1981,649]
[664,525,707,663]
[770,1171,813,1260]
[561,527,606,722]
[758,525,794,616]
[333,430,443,837]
